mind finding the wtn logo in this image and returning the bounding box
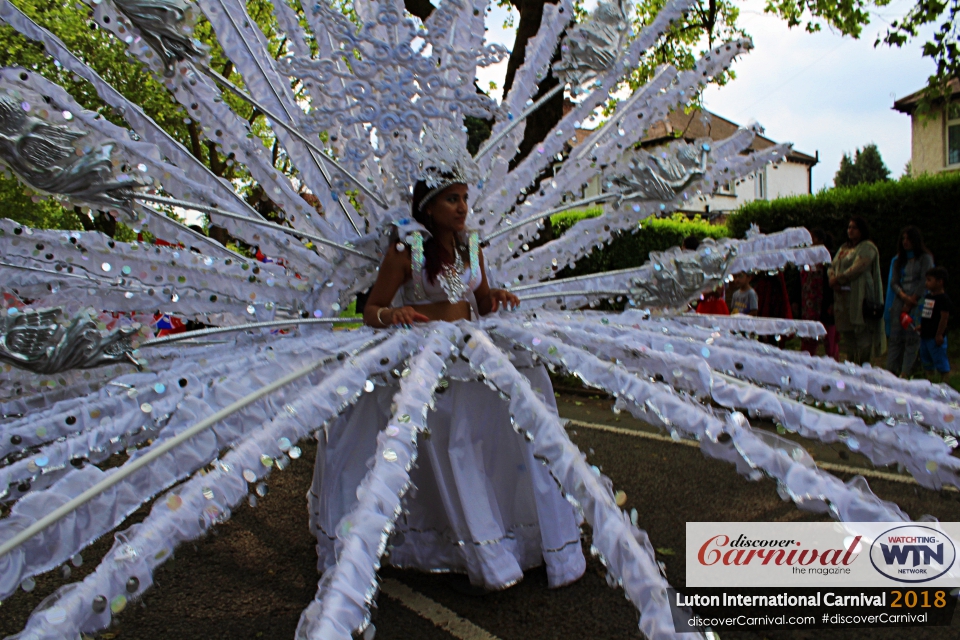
[880,541,944,567]
[870,526,956,583]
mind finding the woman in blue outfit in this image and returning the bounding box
[886,226,934,377]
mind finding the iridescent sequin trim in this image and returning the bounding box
[409,231,425,302]
[438,250,466,304]
[468,231,479,280]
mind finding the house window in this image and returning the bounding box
[948,101,960,167]
[756,171,765,199]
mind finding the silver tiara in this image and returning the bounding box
[415,126,480,211]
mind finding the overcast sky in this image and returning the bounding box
[478,0,938,191]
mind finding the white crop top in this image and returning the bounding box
[399,261,483,306]
[392,222,482,313]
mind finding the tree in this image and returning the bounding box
[834,143,891,188]
[471,0,956,162]
[0,0,290,235]
[4,0,954,234]
[877,0,959,106]
[835,153,858,188]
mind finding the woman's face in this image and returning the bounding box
[424,184,469,234]
[847,221,861,243]
[901,234,913,251]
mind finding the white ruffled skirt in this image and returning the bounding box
[309,363,586,590]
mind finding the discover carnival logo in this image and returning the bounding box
[687,523,960,588]
[869,525,956,583]
[697,534,862,569]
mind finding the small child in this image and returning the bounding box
[696,286,730,315]
[918,266,952,383]
[728,272,758,316]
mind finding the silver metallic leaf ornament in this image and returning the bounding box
[112,0,206,76]
[0,308,140,374]
[552,0,629,93]
[611,141,710,202]
[628,240,735,309]
[0,93,142,210]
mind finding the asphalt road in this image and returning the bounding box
[2,392,959,640]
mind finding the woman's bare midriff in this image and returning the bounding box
[411,300,471,322]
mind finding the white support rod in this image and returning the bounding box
[139,316,361,347]
[134,194,378,262]
[0,343,369,559]
[0,260,111,283]
[198,65,387,214]
[572,66,674,162]
[473,84,564,162]
[203,0,372,236]
[137,202,250,263]
[508,264,645,292]
[517,289,630,301]
[480,193,613,243]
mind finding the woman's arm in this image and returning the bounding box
[890,256,903,296]
[835,243,876,285]
[362,242,430,327]
[827,249,843,288]
[897,253,933,312]
[474,247,519,316]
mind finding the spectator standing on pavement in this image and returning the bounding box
[696,286,730,315]
[800,229,839,359]
[918,267,952,383]
[729,273,758,316]
[886,226,934,377]
[829,216,885,365]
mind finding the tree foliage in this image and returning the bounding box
[0,0,292,235]
[833,143,891,188]
[2,0,955,237]
[763,0,958,106]
[877,0,959,106]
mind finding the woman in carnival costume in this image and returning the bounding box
[311,173,587,592]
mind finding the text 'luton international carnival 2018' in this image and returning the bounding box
[673,522,960,631]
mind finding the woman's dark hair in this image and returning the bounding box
[847,216,870,244]
[896,225,929,266]
[810,227,833,253]
[411,179,467,284]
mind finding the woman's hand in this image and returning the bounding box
[828,275,838,289]
[384,306,430,326]
[488,289,520,313]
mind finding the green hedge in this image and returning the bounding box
[551,209,728,277]
[726,171,960,318]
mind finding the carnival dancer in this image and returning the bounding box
[309,176,587,592]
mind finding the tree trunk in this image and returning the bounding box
[93,211,117,238]
[74,206,96,232]
[503,0,565,165]
[404,0,434,20]
[400,0,565,164]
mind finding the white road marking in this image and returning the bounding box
[381,578,503,640]
[565,418,958,492]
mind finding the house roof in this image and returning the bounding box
[893,78,960,114]
[638,107,819,166]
